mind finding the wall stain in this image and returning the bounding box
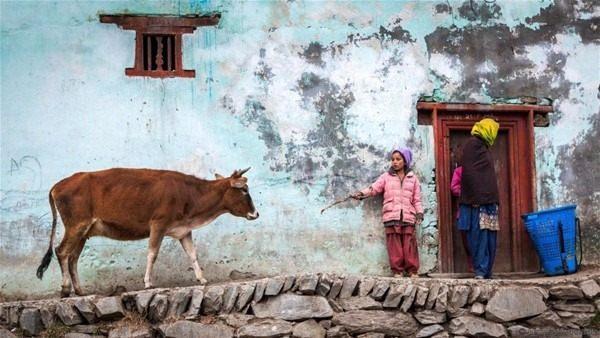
[222,95,282,150]
[558,112,600,263]
[300,14,416,63]
[378,23,415,44]
[425,0,599,102]
[301,42,324,67]
[457,1,502,23]
[435,3,452,14]
[225,70,390,202]
[523,0,599,44]
[426,23,569,100]
[254,48,274,85]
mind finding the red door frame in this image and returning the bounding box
[417,102,552,273]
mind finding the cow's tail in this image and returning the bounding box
[37,188,58,279]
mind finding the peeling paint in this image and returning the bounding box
[457,1,503,24]
[301,41,325,66]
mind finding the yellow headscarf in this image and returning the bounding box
[471,118,499,147]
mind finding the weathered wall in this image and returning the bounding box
[1,0,598,300]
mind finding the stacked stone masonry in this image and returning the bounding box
[2,272,600,338]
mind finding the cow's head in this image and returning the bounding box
[216,167,259,220]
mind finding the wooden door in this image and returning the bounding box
[436,111,539,273]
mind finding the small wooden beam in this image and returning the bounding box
[416,102,553,113]
[99,14,221,30]
[416,102,553,126]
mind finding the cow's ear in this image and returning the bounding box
[215,173,225,179]
[230,177,247,188]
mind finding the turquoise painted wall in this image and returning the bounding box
[1,0,598,300]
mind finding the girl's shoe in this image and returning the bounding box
[394,273,404,278]
[409,273,419,278]
[474,275,484,279]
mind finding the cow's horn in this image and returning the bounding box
[233,167,251,177]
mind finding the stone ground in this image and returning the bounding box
[1,267,600,338]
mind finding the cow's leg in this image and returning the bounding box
[55,233,79,297]
[144,229,165,289]
[56,221,91,297]
[55,239,72,297]
[68,238,87,296]
[179,232,207,285]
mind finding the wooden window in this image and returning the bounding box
[143,34,176,71]
[100,14,220,78]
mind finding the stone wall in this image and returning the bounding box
[2,272,600,338]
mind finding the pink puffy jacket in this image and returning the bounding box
[361,171,424,224]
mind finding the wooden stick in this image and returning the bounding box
[322,193,372,214]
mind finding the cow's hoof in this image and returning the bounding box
[198,278,207,285]
[144,284,154,290]
[74,289,85,296]
[60,288,71,298]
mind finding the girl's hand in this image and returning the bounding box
[415,213,424,225]
[351,192,365,200]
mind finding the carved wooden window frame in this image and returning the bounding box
[100,14,220,78]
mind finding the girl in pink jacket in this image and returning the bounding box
[352,147,424,277]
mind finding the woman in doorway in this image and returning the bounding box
[458,118,500,279]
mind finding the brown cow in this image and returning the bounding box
[36,167,258,297]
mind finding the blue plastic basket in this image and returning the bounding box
[521,205,579,276]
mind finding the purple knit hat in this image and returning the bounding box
[391,147,412,169]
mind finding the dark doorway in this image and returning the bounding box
[417,102,551,274]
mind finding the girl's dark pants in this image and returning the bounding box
[385,224,419,274]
